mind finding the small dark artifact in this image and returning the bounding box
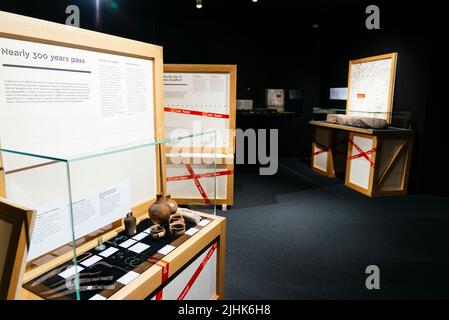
[124,212,137,237]
[149,225,166,239]
[169,213,184,225]
[169,221,186,237]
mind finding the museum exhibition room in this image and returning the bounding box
[0,0,448,307]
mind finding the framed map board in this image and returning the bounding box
[164,64,237,154]
[347,53,398,124]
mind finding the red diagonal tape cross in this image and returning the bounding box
[348,139,377,168]
[177,242,218,300]
[166,170,233,182]
[184,163,211,205]
[313,141,329,157]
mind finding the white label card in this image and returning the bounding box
[132,232,149,241]
[185,228,200,236]
[117,271,140,285]
[58,265,85,279]
[89,294,107,301]
[128,243,150,254]
[99,247,119,258]
[119,239,137,249]
[80,255,103,267]
[198,219,211,227]
[158,245,176,255]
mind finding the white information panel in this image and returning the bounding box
[348,57,394,120]
[0,37,155,157]
[0,37,157,260]
[164,72,230,149]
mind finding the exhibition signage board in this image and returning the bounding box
[163,65,237,206]
[0,11,165,270]
[163,64,237,154]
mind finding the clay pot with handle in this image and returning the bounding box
[149,193,171,225]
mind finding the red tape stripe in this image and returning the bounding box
[313,141,329,157]
[177,242,218,300]
[165,107,230,119]
[147,257,170,300]
[167,170,233,182]
[348,139,377,168]
[184,163,211,204]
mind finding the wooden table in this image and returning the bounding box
[310,121,414,197]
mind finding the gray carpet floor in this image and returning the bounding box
[218,159,449,299]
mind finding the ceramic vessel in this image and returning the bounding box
[169,213,184,225]
[124,212,137,236]
[165,194,178,214]
[149,193,171,225]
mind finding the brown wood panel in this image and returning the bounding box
[0,198,35,300]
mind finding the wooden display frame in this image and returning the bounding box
[163,64,237,207]
[0,198,35,300]
[20,212,226,300]
[347,53,398,124]
[345,131,414,197]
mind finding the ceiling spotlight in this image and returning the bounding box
[196,0,203,9]
[252,0,258,2]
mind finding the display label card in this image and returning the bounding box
[185,228,200,236]
[58,265,84,279]
[117,271,139,285]
[132,232,149,241]
[80,255,103,267]
[89,294,107,300]
[128,243,150,254]
[119,239,137,249]
[158,245,176,255]
[27,181,131,261]
[99,247,119,258]
[198,219,211,227]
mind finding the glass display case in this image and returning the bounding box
[0,131,218,300]
[313,107,413,130]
